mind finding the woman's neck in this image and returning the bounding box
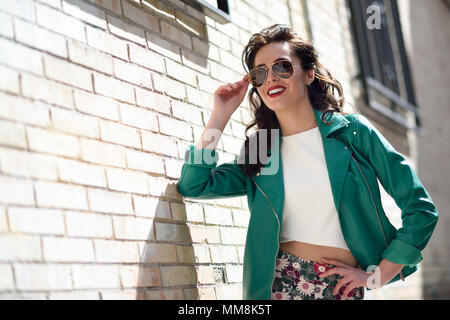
[276,100,317,137]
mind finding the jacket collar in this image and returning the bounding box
[255,108,352,223]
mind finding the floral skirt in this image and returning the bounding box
[271,249,365,300]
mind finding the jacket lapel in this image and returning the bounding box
[253,108,352,221]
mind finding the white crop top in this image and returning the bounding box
[280,126,350,251]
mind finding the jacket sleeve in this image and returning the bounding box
[354,114,439,267]
[176,144,247,199]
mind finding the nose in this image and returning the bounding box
[266,67,279,84]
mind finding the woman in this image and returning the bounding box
[177,24,438,300]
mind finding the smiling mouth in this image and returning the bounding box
[268,88,286,98]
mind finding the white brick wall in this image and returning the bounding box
[1,0,440,300]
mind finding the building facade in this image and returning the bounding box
[0,0,448,299]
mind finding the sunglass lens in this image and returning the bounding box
[273,60,293,78]
[250,68,267,87]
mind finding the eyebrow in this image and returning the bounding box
[255,57,291,68]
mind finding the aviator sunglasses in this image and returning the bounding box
[247,59,303,87]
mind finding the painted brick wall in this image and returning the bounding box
[0,0,447,300]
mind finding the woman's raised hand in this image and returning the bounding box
[213,73,250,118]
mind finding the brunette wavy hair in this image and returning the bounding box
[239,23,351,178]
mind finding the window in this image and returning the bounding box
[348,0,420,131]
[181,0,231,24]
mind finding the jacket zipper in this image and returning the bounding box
[351,155,405,281]
[252,176,280,298]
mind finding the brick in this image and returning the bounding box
[113,58,152,88]
[197,72,222,95]
[154,222,191,242]
[160,266,196,286]
[35,181,88,210]
[160,21,192,50]
[106,167,149,195]
[101,290,140,300]
[74,89,120,121]
[137,242,177,263]
[205,26,231,51]
[87,187,133,215]
[0,119,27,149]
[171,100,203,126]
[0,38,43,75]
[188,225,220,244]
[49,291,100,300]
[133,196,170,219]
[93,72,135,104]
[209,245,238,263]
[0,207,7,232]
[72,264,121,289]
[181,49,209,75]
[107,14,146,46]
[126,149,164,174]
[0,235,41,261]
[14,18,67,58]
[58,158,106,187]
[146,32,181,62]
[0,0,35,22]
[36,3,86,42]
[196,266,216,284]
[204,206,233,226]
[100,121,141,148]
[94,240,139,263]
[120,265,159,288]
[152,72,186,99]
[65,211,113,239]
[192,244,210,263]
[62,0,107,29]
[86,25,128,60]
[129,42,165,73]
[0,11,14,39]
[37,0,61,9]
[27,126,80,158]
[141,131,178,157]
[21,73,74,109]
[0,175,34,206]
[165,158,183,179]
[85,0,122,15]
[50,107,99,139]
[142,0,175,20]
[232,209,250,227]
[0,147,58,180]
[216,284,242,300]
[0,93,50,126]
[8,207,65,235]
[0,65,19,94]
[43,55,93,91]
[145,288,183,300]
[135,87,171,115]
[112,216,153,240]
[0,264,14,290]
[158,114,193,141]
[122,0,159,32]
[170,202,186,222]
[43,237,95,262]
[15,263,72,291]
[185,85,214,109]
[80,138,126,167]
[165,59,197,87]
[147,176,180,199]
[174,10,203,38]
[184,202,205,223]
[176,245,195,263]
[68,40,113,75]
[220,227,247,245]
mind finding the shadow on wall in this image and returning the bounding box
[137,183,198,300]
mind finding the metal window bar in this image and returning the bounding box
[348,0,421,131]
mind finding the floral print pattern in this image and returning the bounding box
[271,249,365,300]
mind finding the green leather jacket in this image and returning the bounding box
[176,108,438,300]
